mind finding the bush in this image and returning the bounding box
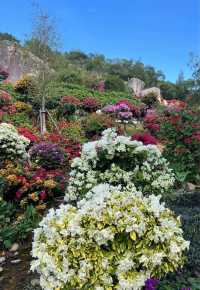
[65,128,174,202]
[83,112,114,138]
[14,101,32,112]
[29,142,66,169]
[105,75,126,91]
[82,96,100,112]
[57,103,76,119]
[14,75,37,97]
[0,123,29,162]
[2,112,33,128]
[58,121,86,144]
[31,185,189,290]
[158,109,200,183]
[131,133,158,145]
[142,92,158,108]
[0,90,12,107]
[0,200,40,249]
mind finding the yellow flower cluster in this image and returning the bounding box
[44,179,57,189]
[14,101,32,112]
[0,162,21,186]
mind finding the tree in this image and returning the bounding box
[0,32,20,44]
[26,4,60,134]
[176,70,185,84]
[105,75,126,91]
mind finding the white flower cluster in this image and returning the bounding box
[65,128,174,202]
[32,184,189,290]
[0,123,30,161]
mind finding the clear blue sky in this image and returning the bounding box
[1,0,199,82]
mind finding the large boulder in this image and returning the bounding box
[0,41,52,82]
[128,77,145,96]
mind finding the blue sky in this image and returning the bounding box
[1,0,199,82]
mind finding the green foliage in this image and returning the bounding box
[83,113,114,138]
[157,274,200,290]
[60,121,86,143]
[57,103,76,120]
[0,200,40,249]
[105,75,126,91]
[3,112,33,128]
[0,32,20,43]
[142,92,158,107]
[46,81,140,106]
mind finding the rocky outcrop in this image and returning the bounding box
[128,77,161,100]
[0,41,51,82]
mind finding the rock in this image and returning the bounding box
[0,266,3,272]
[0,41,54,83]
[0,257,5,263]
[186,182,196,191]
[141,87,161,99]
[31,278,40,286]
[10,243,19,252]
[13,251,19,256]
[10,259,21,264]
[128,78,145,96]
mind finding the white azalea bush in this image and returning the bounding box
[0,122,30,161]
[31,184,189,290]
[65,128,174,202]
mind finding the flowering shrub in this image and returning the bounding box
[58,121,86,143]
[44,132,81,161]
[0,90,12,107]
[82,96,100,112]
[0,162,67,206]
[145,278,159,290]
[164,99,187,111]
[158,109,200,183]
[14,75,36,96]
[14,101,32,112]
[84,112,114,138]
[17,127,39,143]
[29,142,66,169]
[60,95,81,106]
[32,185,189,290]
[0,123,29,162]
[131,133,158,145]
[65,128,174,202]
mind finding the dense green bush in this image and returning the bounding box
[0,200,40,249]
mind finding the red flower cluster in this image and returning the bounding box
[61,95,81,106]
[131,133,158,145]
[82,96,100,112]
[144,109,160,133]
[17,127,39,142]
[165,99,187,111]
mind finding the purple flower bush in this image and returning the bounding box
[29,142,66,169]
[118,110,133,120]
[145,278,159,290]
[102,102,133,121]
[102,104,117,114]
